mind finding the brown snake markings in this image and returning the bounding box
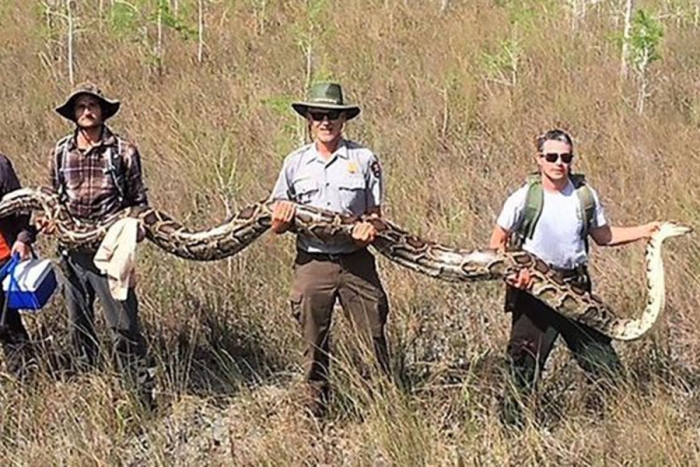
[0,187,691,341]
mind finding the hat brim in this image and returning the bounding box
[292,102,360,120]
[55,92,120,122]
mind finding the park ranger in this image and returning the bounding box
[270,82,390,417]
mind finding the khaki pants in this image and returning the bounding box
[289,248,390,395]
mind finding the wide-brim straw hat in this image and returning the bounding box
[292,82,360,120]
[55,82,120,122]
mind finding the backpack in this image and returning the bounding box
[509,173,597,251]
[54,134,127,206]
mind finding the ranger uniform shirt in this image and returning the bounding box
[496,180,607,269]
[49,126,148,221]
[270,139,383,254]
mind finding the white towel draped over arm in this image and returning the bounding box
[93,218,139,301]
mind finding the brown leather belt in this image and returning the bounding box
[295,248,367,264]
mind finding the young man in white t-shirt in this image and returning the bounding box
[489,129,659,424]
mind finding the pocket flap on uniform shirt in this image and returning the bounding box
[293,179,319,195]
[337,176,365,191]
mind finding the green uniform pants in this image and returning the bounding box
[289,248,390,404]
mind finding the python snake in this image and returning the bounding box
[0,187,690,341]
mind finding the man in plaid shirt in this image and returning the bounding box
[44,83,155,410]
[49,125,147,222]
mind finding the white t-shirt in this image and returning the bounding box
[496,180,607,269]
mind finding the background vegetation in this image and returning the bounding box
[1,0,700,465]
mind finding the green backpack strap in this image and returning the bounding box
[511,173,596,250]
[570,173,596,246]
[510,173,543,249]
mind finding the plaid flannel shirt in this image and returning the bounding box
[49,126,148,221]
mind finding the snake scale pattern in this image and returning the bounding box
[0,187,690,341]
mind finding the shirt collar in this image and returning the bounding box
[305,138,348,165]
[68,125,116,151]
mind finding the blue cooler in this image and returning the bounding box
[1,257,58,310]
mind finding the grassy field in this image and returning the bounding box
[1,0,700,465]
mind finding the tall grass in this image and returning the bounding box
[1,0,700,465]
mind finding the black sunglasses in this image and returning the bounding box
[309,110,342,122]
[541,152,574,164]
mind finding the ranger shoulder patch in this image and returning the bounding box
[370,160,382,178]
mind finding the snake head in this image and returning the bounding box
[657,222,693,239]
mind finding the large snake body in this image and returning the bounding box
[0,187,690,341]
[1,187,356,260]
[367,218,691,340]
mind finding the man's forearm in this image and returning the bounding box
[605,225,650,246]
[489,225,509,250]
